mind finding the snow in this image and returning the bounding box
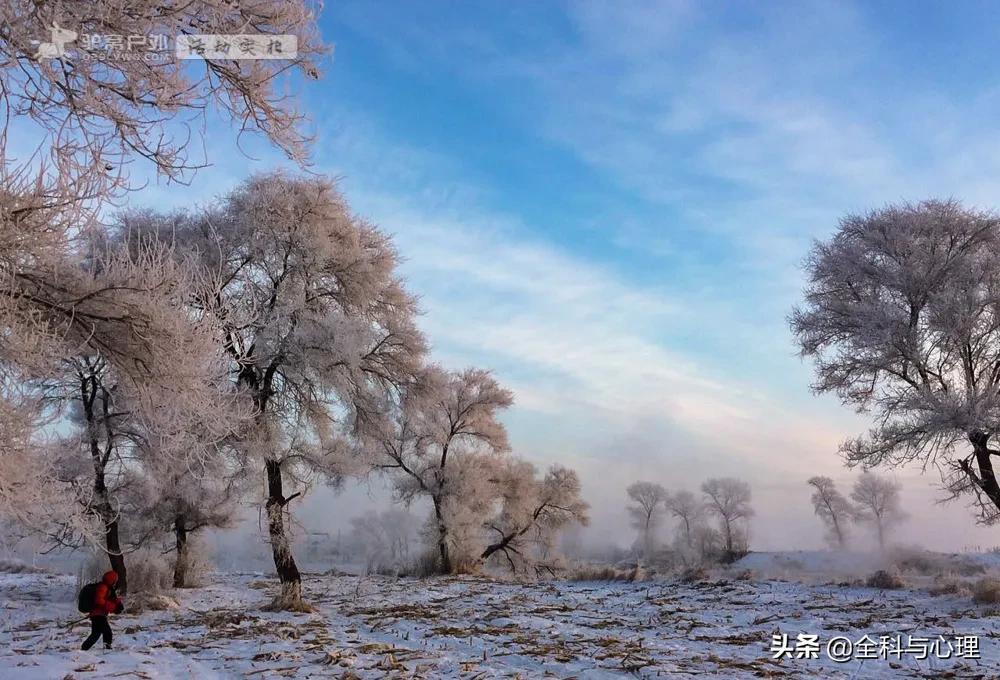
[1,567,998,678]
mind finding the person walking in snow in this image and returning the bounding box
[79,570,124,650]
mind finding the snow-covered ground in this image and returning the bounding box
[1,564,998,678]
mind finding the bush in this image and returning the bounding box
[972,577,1000,604]
[80,547,172,604]
[891,549,939,575]
[566,564,634,582]
[680,566,709,583]
[129,548,172,595]
[929,577,966,597]
[866,569,905,590]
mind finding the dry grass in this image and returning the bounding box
[928,576,967,597]
[566,565,634,582]
[866,569,905,590]
[679,566,710,584]
[971,577,1000,604]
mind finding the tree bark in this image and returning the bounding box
[831,515,845,549]
[432,496,451,574]
[682,517,693,550]
[966,431,1000,514]
[264,458,305,609]
[80,368,127,595]
[173,514,189,588]
[103,506,127,597]
[92,448,126,595]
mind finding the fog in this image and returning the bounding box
[199,451,1000,572]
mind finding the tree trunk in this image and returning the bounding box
[263,459,307,610]
[967,431,1000,514]
[644,516,653,562]
[876,520,885,550]
[103,510,127,597]
[432,496,451,574]
[173,514,189,588]
[81,370,127,596]
[94,482,127,596]
[832,515,845,549]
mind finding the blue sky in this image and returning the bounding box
[147,1,1000,550]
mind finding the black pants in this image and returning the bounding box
[81,615,112,650]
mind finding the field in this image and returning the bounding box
[1,555,999,679]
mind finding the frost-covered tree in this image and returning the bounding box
[36,241,235,594]
[126,173,425,608]
[136,439,245,588]
[481,462,589,575]
[791,200,1000,523]
[0,1,324,537]
[691,524,723,561]
[366,365,513,574]
[850,472,905,550]
[807,476,856,549]
[0,392,81,540]
[664,489,705,552]
[3,0,324,199]
[626,481,668,560]
[701,478,753,557]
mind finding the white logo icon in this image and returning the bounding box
[35,23,77,59]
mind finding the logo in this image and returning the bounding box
[176,34,297,60]
[35,22,77,59]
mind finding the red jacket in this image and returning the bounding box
[90,571,122,616]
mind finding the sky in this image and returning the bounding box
[140,0,1000,552]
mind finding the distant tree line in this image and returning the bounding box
[624,477,754,565]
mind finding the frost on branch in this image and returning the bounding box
[791,200,1000,523]
[125,171,426,608]
[850,472,906,551]
[364,365,513,574]
[2,0,326,197]
[33,237,241,594]
[0,391,82,540]
[807,476,857,549]
[626,481,668,562]
[701,477,753,560]
[481,461,590,577]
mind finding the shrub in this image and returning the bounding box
[80,548,172,604]
[680,566,709,583]
[928,577,965,597]
[566,564,633,582]
[129,549,172,595]
[891,549,939,575]
[972,577,1000,604]
[866,569,905,590]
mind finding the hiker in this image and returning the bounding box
[79,570,124,651]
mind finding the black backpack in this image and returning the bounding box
[77,582,117,613]
[77,582,99,612]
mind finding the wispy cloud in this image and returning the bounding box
[126,1,1000,550]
